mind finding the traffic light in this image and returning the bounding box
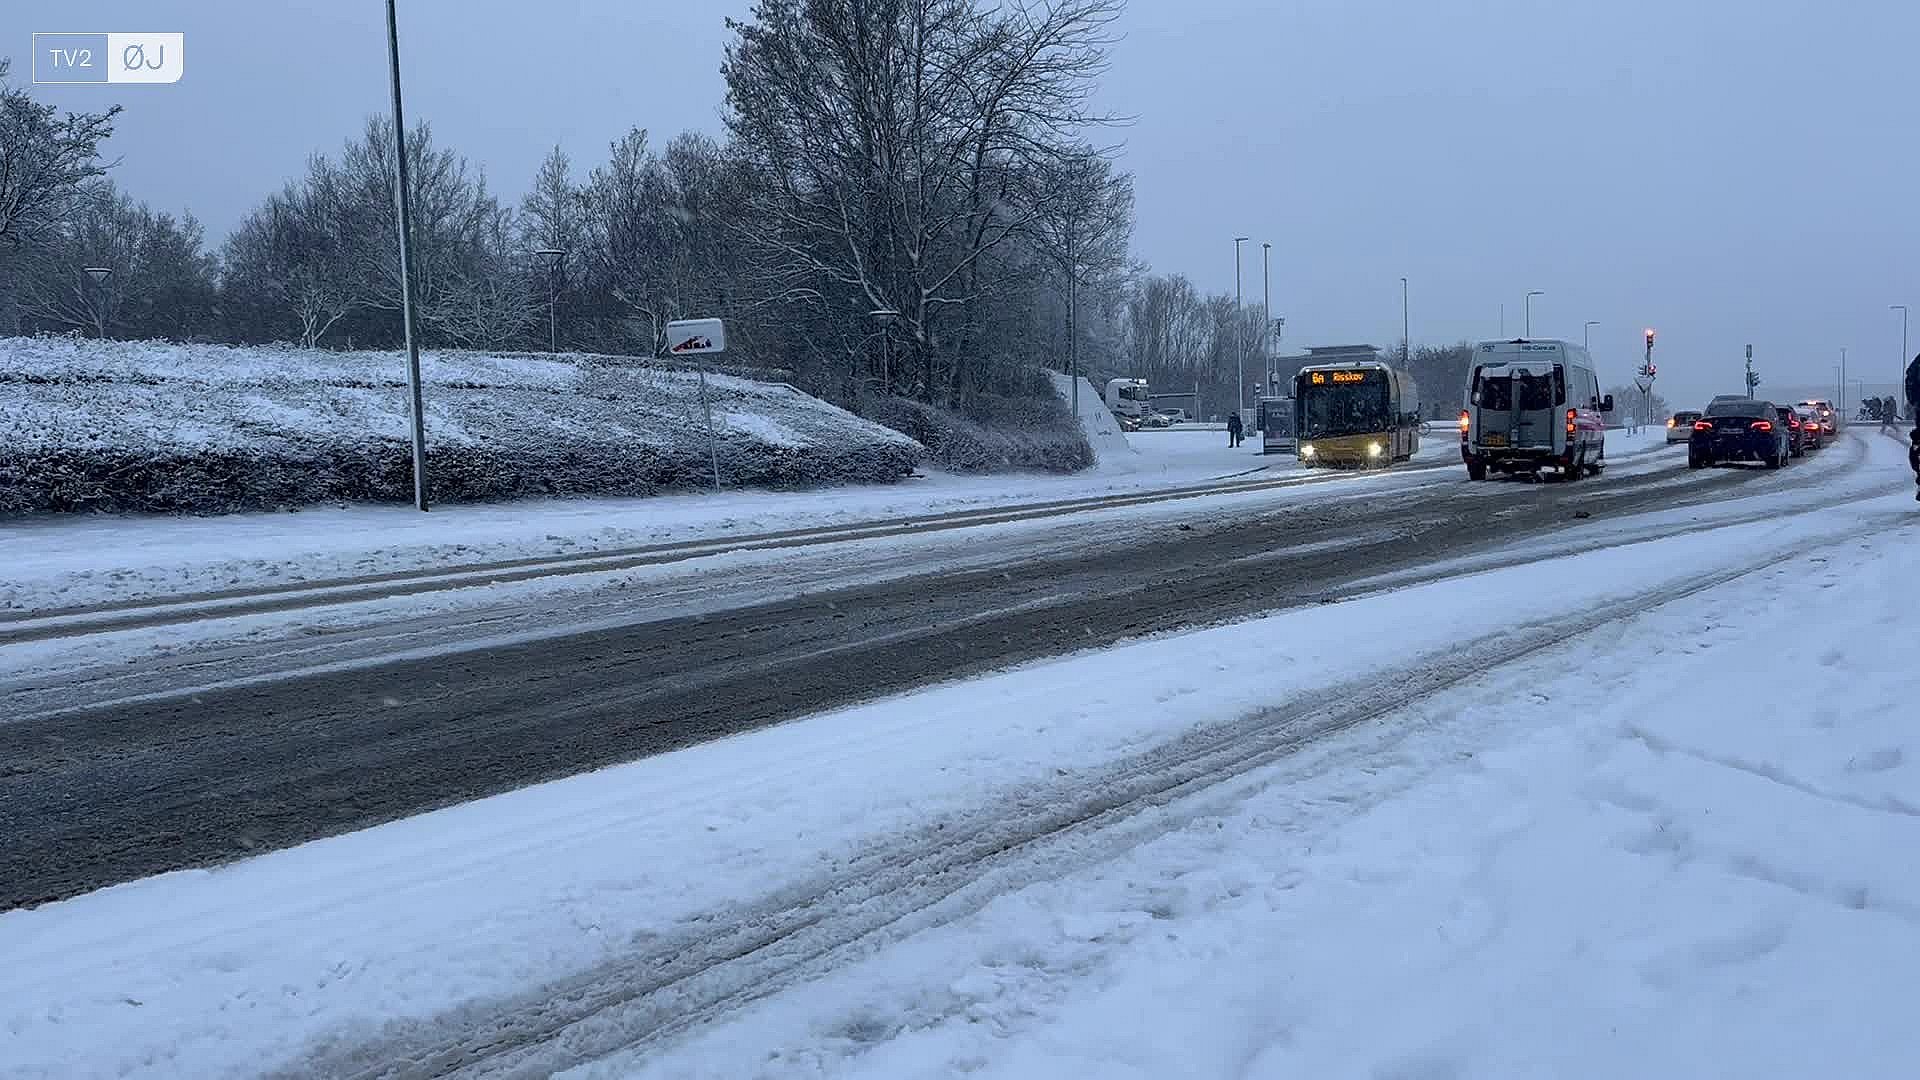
[1648,363,1657,378]
[1644,328,1656,348]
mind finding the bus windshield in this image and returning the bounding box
[1300,382,1390,438]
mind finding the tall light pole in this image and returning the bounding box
[1524,290,1545,338]
[82,266,113,338]
[1399,276,1409,368]
[534,248,565,353]
[1234,237,1249,414]
[1893,304,1909,418]
[385,0,430,512]
[1584,320,1599,349]
[1262,243,1273,402]
[1840,346,1848,419]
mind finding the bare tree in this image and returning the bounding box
[723,0,1125,401]
[15,182,142,337]
[0,58,120,251]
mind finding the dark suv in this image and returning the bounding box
[1689,399,1791,470]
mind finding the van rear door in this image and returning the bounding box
[1472,361,1561,450]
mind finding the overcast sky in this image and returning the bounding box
[15,0,1918,405]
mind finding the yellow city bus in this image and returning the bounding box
[1294,361,1421,468]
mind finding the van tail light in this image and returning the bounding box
[1565,408,1577,437]
[1459,409,1470,436]
[1693,420,1714,431]
[1666,417,1675,428]
[1750,420,1774,432]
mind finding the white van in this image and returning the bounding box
[1460,339,1614,481]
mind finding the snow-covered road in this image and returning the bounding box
[2,432,1912,1079]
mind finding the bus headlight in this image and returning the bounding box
[1301,443,1316,459]
[1367,442,1384,458]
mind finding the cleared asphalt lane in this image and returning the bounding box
[0,446,1864,910]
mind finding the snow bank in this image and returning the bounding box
[0,335,923,514]
[1046,371,1135,466]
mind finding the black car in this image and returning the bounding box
[1774,405,1807,457]
[1689,399,1791,469]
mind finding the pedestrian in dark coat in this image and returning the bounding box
[1226,409,1244,448]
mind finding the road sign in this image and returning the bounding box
[665,318,726,356]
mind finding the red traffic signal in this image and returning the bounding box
[1643,328,1656,346]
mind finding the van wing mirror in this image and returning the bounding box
[1600,394,1616,413]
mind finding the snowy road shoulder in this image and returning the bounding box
[0,471,1904,1079]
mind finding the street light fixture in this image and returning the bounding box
[534,248,566,353]
[1234,237,1249,415]
[1583,320,1599,349]
[1523,290,1545,338]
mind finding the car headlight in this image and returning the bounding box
[1301,444,1316,458]
[1367,442,1384,458]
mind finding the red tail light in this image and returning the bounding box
[1459,409,1470,436]
[1750,420,1774,432]
[1693,420,1714,431]
[1565,407,1577,437]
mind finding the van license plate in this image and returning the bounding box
[1480,433,1507,447]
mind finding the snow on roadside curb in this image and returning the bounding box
[0,486,1906,1079]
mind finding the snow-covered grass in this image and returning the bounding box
[2,473,1910,1078]
[0,335,922,514]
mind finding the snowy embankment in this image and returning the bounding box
[2,454,1912,1078]
[0,335,922,514]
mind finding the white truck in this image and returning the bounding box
[1104,378,1151,427]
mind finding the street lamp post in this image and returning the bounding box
[82,266,113,338]
[1524,290,1545,338]
[869,309,901,397]
[1263,243,1273,404]
[1400,277,1410,368]
[1234,237,1249,416]
[385,0,431,512]
[1840,347,1848,420]
[534,248,565,353]
[1584,320,1599,349]
[1893,305,1909,419]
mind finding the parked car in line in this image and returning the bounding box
[1774,405,1808,457]
[1689,398,1791,469]
[1795,406,1825,450]
[1666,410,1703,443]
[1142,411,1172,429]
[1158,408,1190,424]
[1799,399,1839,435]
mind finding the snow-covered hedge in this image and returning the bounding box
[0,336,924,514]
[866,378,1094,475]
